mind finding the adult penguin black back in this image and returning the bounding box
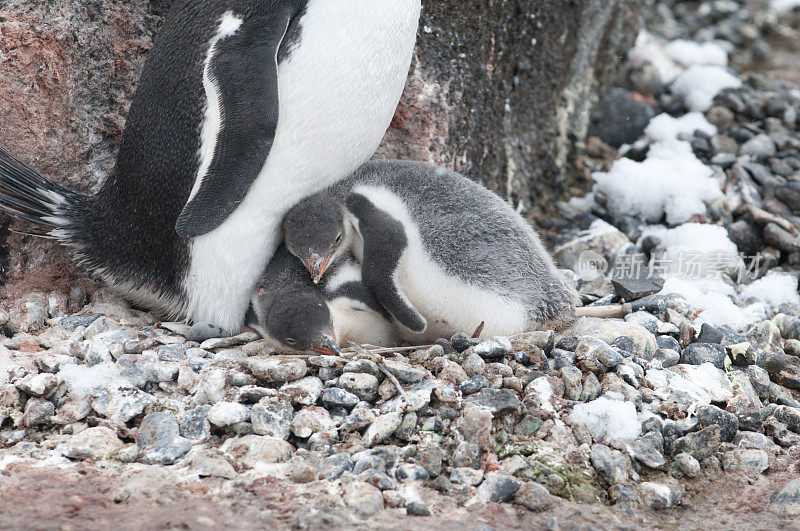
[0,0,421,332]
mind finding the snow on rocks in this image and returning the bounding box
[571,396,641,445]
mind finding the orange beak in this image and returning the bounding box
[307,253,333,284]
[311,333,341,356]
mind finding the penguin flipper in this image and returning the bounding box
[175,9,294,238]
[346,193,428,334]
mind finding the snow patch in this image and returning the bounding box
[592,140,722,224]
[666,363,734,404]
[665,40,728,67]
[645,112,717,143]
[571,396,641,445]
[57,362,128,396]
[671,65,742,112]
[741,271,800,307]
[629,30,683,84]
[642,224,764,329]
[772,0,800,13]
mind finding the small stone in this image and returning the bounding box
[320,453,353,480]
[199,331,259,350]
[241,357,308,384]
[476,472,522,503]
[561,366,583,401]
[460,375,490,396]
[395,463,430,482]
[179,406,212,443]
[437,359,469,385]
[697,324,724,344]
[343,481,384,517]
[186,322,230,343]
[740,134,777,158]
[696,405,739,442]
[629,431,666,469]
[15,373,59,397]
[462,353,486,377]
[291,406,335,439]
[207,402,250,427]
[250,396,294,439]
[280,376,324,406]
[363,412,402,447]
[674,453,700,478]
[451,442,481,469]
[20,398,54,427]
[760,351,800,391]
[473,339,511,359]
[220,435,293,469]
[465,388,520,417]
[187,450,237,479]
[137,412,192,465]
[406,501,431,516]
[340,405,376,432]
[723,448,769,477]
[82,340,114,366]
[769,478,800,517]
[670,425,720,460]
[342,359,382,377]
[455,403,494,449]
[680,343,726,369]
[289,462,317,484]
[591,444,630,485]
[451,332,478,352]
[773,405,800,434]
[612,276,664,301]
[383,490,406,508]
[450,467,484,486]
[63,426,124,461]
[155,343,189,362]
[382,359,427,383]
[514,482,553,512]
[338,372,380,402]
[640,482,680,510]
[92,386,154,423]
[321,387,360,410]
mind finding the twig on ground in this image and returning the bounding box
[575,303,633,319]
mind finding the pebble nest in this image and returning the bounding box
[2,0,800,523]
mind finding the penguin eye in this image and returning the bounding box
[285,338,297,345]
[335,233,342,244]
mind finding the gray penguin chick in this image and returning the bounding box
[282,160,579,341]
[250,245,398,352]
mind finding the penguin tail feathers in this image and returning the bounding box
[0,144,79,239]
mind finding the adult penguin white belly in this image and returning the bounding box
[183,0,422,331]
[0,0,422,333]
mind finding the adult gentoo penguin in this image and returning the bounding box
[249,245,397,353]
[282,160,580,341]
[0,0,422,332]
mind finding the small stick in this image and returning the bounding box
[341,344,432,356]
[471,321,486,338]
[575,303,632,319]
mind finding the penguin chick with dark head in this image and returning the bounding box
[282,160,580,342]
[249,245,341,355]
[250,245,398,353]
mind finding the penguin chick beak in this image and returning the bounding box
[311,334,342,356]
[310,253,333,285]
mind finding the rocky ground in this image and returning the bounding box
[3,1,800,529]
